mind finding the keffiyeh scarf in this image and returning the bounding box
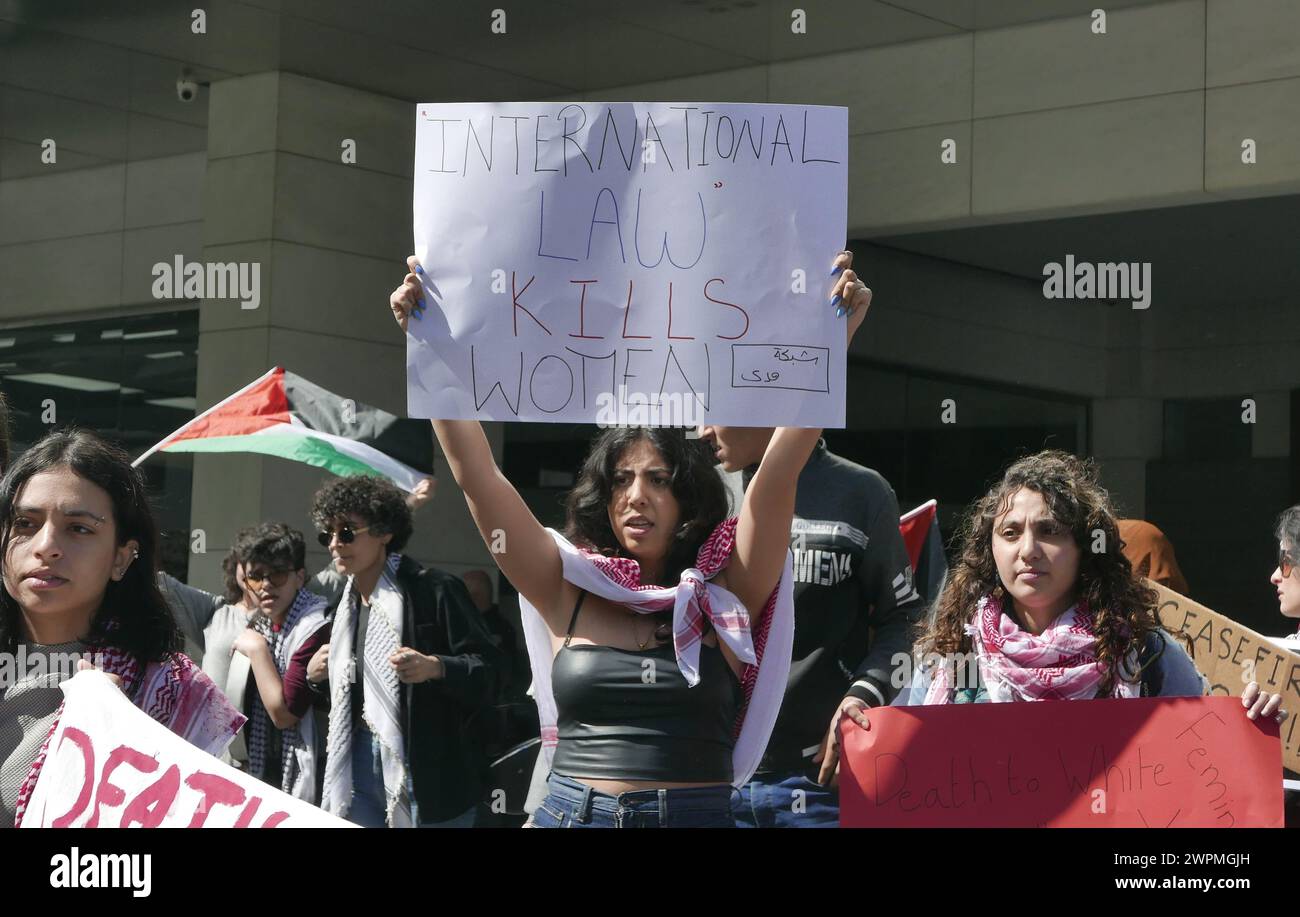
[924,593,1140,704]
[246,587,329,794]
[321,553,414,827]
[14,646,245,826]
[519,517,795,788]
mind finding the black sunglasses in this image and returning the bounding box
[317,524,371,548]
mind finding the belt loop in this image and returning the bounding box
[658,788,668,827]
[575,784,594,824]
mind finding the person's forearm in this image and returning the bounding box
[757,427,823,482]
[431,419,495,490]
[247,651,300,729]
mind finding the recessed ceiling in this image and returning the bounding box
[872,192,1300,313]
[0,0,1168,101]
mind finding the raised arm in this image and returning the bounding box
[391,256,563,618]
[726,250,873,623]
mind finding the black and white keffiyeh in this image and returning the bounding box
[246,587,329,794]
[321,553,415,827]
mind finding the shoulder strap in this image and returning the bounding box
[563,590,587,647]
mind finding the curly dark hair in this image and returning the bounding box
[310,474,412,554]
[920,450,1159,695]
[0,429,181,662]
[218,526,255,604]
[1276,505,1300,556]
[563,427,729,585]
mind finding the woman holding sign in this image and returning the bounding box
[893,451,1286,721]
[390,251,872,828]
[0,430,245,827]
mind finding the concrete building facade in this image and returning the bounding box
[1,0,1296,631]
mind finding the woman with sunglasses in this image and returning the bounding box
[1,430,244,827]
[1271,506,1300,651]
[389,251,871,828]
[309,473,501,828]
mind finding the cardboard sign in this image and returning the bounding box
[408,101,848,428]
[839,697,1281,827]
[1151,580,1300,773]
[21,671,352,828]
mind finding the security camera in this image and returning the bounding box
[176,77,200,103]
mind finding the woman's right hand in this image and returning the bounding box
[307,643,330,684]
[390,255,426,333]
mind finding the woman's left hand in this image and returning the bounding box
[390,647,443,684]
[233,628,268,658]
[1242,681,1287,724]
[829,250,872,347]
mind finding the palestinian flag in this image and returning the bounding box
[134,367,434,491]
[899,499,947,607]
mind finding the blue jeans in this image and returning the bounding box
[531,773,734,828]
[732,771,839,828]
[348,724,477,828]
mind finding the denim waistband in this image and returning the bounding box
[546,773,732,809]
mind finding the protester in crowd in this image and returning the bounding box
[697,269,923,826]
[310,473,500,828]
[1271,505,1300,651]
[307,476,436,607]
[0,429,244,827]
[461,568,524,696]
[890,451,1285,725]
[158,530,268,770]
[230,523,330,801]
[1118,518,1189,595]
[389,250,872,828]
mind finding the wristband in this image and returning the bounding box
[845,679,886,708]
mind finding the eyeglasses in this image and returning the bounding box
[245,568,294,589]
[317,525,371,548]
[1281,549,1296,579]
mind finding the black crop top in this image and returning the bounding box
[550,591,743,783]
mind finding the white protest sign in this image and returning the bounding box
[408,101,848,428]
[21,671,352,828]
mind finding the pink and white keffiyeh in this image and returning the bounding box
[14,647,246,826]
[924,593,1140,704]
[519,517,794,788]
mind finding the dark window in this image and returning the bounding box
[0,310,199,578]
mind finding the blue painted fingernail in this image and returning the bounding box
[413,310,422,321]
[835,306,846,318]
[418,297,426,308]
[830,265,843,276]
[414,264,424,275]
[830,294,841,308]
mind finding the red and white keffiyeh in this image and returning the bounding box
[13,647,246,826]
[924,593,1140,704]
[520,517,794,788]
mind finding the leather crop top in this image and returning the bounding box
[550,591,743,783]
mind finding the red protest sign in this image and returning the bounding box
[839,697,1281,827]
